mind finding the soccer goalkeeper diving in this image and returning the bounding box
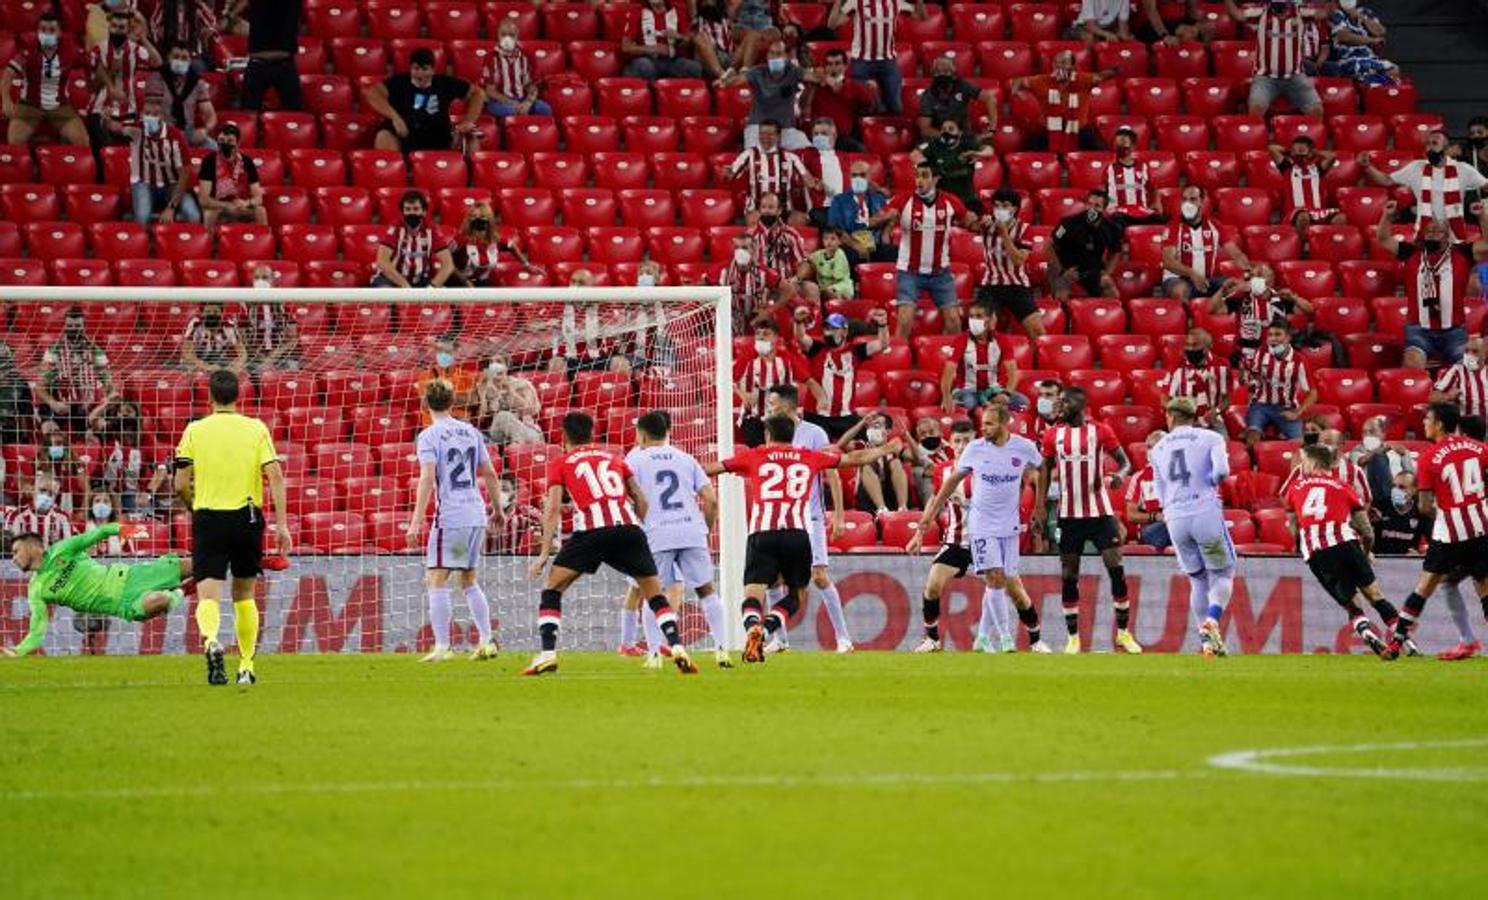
[3,524,190,657]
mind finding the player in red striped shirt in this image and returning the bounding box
[1388,402,1488,657]
[1284,444,1396,656]
[1033,386,1140,654]
[706,415,900,663]
[525,412,699,675]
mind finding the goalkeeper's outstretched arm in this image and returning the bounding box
[11,593,49,657]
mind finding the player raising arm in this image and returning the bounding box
[406,380,502,662]
[704,414,902,663]
[4,524,189,657]
[526,412,699,676]
[908,405,1051,653]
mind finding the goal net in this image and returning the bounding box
[0,286,738,656]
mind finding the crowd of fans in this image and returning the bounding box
[2,0,1488,558]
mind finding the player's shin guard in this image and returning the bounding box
[428,587,453,649]
[647,596,682,647]
[1395,592,1427,639]
[922,595,940,641]
[699,590,728,649]
[1206,568,1234,624]
[765,592,800,635]
[1061,578,1080,636]
[465,585,493,645]
[818,583,851,643]
[538,590,562,651]
[1109,567,1130,630]
[195,598,220,650]
[741,597,763,631]
[233,599,259,669]
[1016,603,1041,644]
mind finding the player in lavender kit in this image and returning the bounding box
[1148,398,1234,657]
[910,405,1051,653]
[406,381,502,662]
[625,411,732,669]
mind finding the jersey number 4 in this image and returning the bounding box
[1166,449,1191,487]
[759,462,813,500]
[1300,487,1329,521]
[1441,458,1485,504]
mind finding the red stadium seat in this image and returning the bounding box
[1339,260,1396,297]
[1097,335,1157,374]
[1243,226,1302,264]
[1329,114,1389,152]
[879,370,941,408]
[1254,441,1301,477]
[1154,40,1209,78]
[50,258,111,286]
[950,4,1006,42]
[1152,115,1210,153]
[319,111,378,151]
[1213,187,1273,228]
[653,79,712,118]
[679,116,740,155]
[1181,77,1240,118]
[426,1,479,39]
[179,260,240,286]
[1252,508,1297,552]
[1008,3,1061,42]
[278,224,341,265]
[617,189,675,227]
[217,224,275,264]
[677,189,736,228]
[543,2,600,40]
[1069,298,1127,337]
[1363,83,1418,116]
[529,151,590,190]
[651,152,710,192]
[590,151,649,190]
[0,184,59,222]
[469,151,530,190]
[264,186,312,226]
[287,148,348,188]
[1103,405,1163,446]
[0,258,46,286]
[35,145,95,185]
[1275,261,1336,297]
[1375,368,1433,406]
[1067,369,1128,408]
[525,226,586,267]
[595,78,652,118]
[557,188,616,228]
[497,188,557,227]
[287,407,347,445]
[348,150,408,189]
[1183,151,1240,191]
[1306,225,1365,263]
[366,0,421,38]
[86,222,149,261]
[586,226,646,263]
[409,150,469,190]
[1314,368,1374,407]
[1035,335,1094,372]
[1125,297,1185,338]
[18,221,80,262]
[569,41,623,81]
[1004,152,1062,191]
[312,442,377,480]
[1313,295,1370,335]
[1063,152,1111,191]
[645,226,705,264]
[1343,334,1403,370]
[878,510,939,551]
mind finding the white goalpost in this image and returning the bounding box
[0,285,741,656]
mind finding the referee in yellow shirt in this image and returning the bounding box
[174,370,291,686]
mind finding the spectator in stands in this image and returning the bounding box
[243,265,299,372]
[1211,264,1313,369]
[181,302,246,374]
[1049,188,1122,301]
[86,8,159,155]
[151,0,217,74]
[241,0,304,111]
[552,285,633,375]
[801,119,852,224]
[734,319,814,446]
[125,94,199,225]
[804,50,874,150]
[367,48,484,154]
[1161,327,1231,433]
[917,55,998,142]
[1363,131,1488,240]
[828,0,926,116]
[940,299,1024,413]
[691,0,736,80]
[1431,336,1488,420]
[196,123,266,228]
[796,309,890,439]
[1009,51,1116,152]
[1269,137,1345,249]
[1105,126,1165,228]
[800,228,855,299]
[975,188,1043,338]
[1352,414,1415,506]
[450,202,528,287]
[909,416,959,506]
[372,191,456,289]
[1137,0,1210,42]
[718,231,786,332]
[853,412,910,514]
[1162,186,1249,301]
[828,159,893,262]
[220,0,249,37]
[1071,0,1134,42]
[622,0,705,80]
[3,475,75,546]
[1125,428,1170,550]
[2,13,90,149]
[477,358,543,446]
[1225,0,1325,117]
[725,119,819,219]
[0,341,35,445]
[415,337,476,424]
[156,43,217,149]
[1464,116,1488,188]
[881,162,979,339]
[482,19,549,118]
[911,117,994,213]
[1325,0,1399,86]
[33,423,88,515]
[1372,471,1430,554]
[1374,200,1488,369]
[490,472,543,554]
[39,308,118,435]
[1243,322,1316,446]
[97,399,166,515]
[725,0,774,73]
[722,39,811,150]
[1031,379,1063,438]
[751,192,808,281]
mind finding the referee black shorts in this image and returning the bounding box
[192,505,265,580]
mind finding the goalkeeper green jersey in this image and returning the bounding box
[16,525,123,656]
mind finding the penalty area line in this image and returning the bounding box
[1207,737,1488,782]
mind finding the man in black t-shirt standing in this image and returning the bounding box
[241,0,303,111]
[366,48,484,154]
[1048,187,1122,301]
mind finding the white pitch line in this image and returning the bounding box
[0,768,1214,802]
[1208,737,1488,782]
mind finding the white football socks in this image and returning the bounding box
[699,590,728,649]
[1441,580,1477,644]
[465,585,492,645]
[620,606,639,647]
[981,587,1010,643]
[428,587,452,649]
[819,583,851,644]
[641,603,664,651]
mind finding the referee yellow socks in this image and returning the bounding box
[196,599,221,651]
[234,600,259,670]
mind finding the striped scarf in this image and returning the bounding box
[1418,161,1466,239]
[1044,76,1083,153]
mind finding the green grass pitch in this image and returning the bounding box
[2,652,1485,899]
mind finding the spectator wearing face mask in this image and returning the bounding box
[415,337,477,425]
[243,266,299,372]
[622,0,705,80]
[1362,130,1488,241]
[795,310,891,440]
[800,119,854,223]
[1283,428,1372,505]
[1243,322,1316,446]
[1009,50,1116,152]
[1049,188,1122,301]
[1324,0,1399,86]
[1210,264,1313,370]
[1462,117,1488,210]
[804,50,874,150]
[155,43,217,149]
[878,163,981,339]
[87,7,161,154]
[717,232,785,333]
[125,94,200,225]
[181,302,246,374]
[98,400,167,516]
[3,479,75,546]
[909,416,960,507]
[917,55,998,143]
[39,308,119,436]
[717,40,811,150]
[1224,0,1325,117]
[1431,337,1488,419]
[940,299,1024,412]
[0,341,35,446]
[733,320,815,447]
[150,0,218,73]
[365,47,484,154]
[1374,200,1488,369]
[32,428,88,515]
[1372,472,1431,555]
[477,358,543,446]
[2,13,90,149]
[1124,429,1171,550]
[1162,185,1250,302]
[1351,414,1415,507]
[1030,380,1063,440]
[195,122,263,226]
[847,412,911,514]
[911,118,995,212]
[483,19,550,117]
[83,493,143,558]
[450,203,529,287]
[724,119,819,219]
[1161,328,1231,434]
[748,192,808,280]
[373,191,456,289]
[976,188,1043,338]
[827,161,892,262]
[1269,136,1345,250]
[489,472,544,554]
[1104,126,1166,228]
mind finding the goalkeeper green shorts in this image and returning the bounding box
[118,555,183,621]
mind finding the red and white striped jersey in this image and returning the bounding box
[1243,7,1310,78]
[1278,159,1330,215]
[934,458,970,547]
[1434,361,1488,419]
[732,349,810,420]
[980,220,1032,286]
[1161,361,1231,417]
[1167,219,1224,281]
[8,42,82,111]
[128,125,187,189]
[627,2,690,48]
[1281,454,1373,508]
[951,334,1004,393]
[840,0,914,61]
[87,39,150,117]
[724,444,843,533]
[451,239,506,287]
[544,446,641,532]
[1416,435,1488,543]
[728,146,809,212]
[893,190,967,274]
[1,506,75,546]
[1285,472,1362,561]
[1105,160,1152,212]
[1246,346,1311,407]
[1401,241,1475,331]
[806,341,869,417]
[697,15,732,56]
[1124,463,1160,515]
[41,337,111,404]
[182,315,241,364]
[749,221,807,277]
[151,0,218,58]
[481,47,533,101]
[377,224,450,286]
[1235,291,1291,345]
[1041,421,1121,519]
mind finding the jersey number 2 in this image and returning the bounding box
[656,470,683,511]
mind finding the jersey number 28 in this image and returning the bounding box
[759,462,813,500]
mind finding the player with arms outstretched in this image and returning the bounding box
[1284,443,1397,656]
[706,415,901,663]
[1148,398,1234,657]
[527,412,699,675]
[626,410,731,668]
[4,525,188,657]
[909,405,1051,653]
[1386,402,1488,659]
[406,380,502,662]
[1032,386,1142,654]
